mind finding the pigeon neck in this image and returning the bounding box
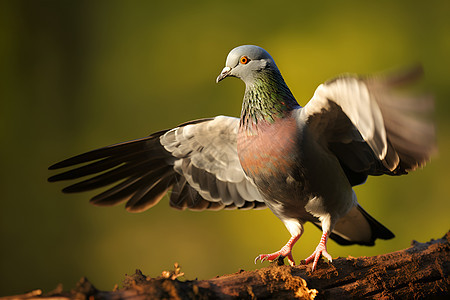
[240,70,299,132]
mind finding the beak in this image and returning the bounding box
[216,66,232,83]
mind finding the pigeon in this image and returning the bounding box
[49,45,435,271]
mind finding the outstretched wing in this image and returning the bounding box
[299,66,435,185]
[49,116,265,212]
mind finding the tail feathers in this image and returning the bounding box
[313,205,395,246]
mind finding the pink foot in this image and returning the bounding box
[254,248,296,266]
[254,235,299,266]
[302,232,332,271]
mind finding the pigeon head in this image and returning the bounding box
[216,45,279,84]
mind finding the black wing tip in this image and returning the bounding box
[357,205,395,243]
[47,170,78,183]
[375,227,395,241]
[48,160,71,170]
[61,185,82,193]
[47,134,167,171]
[48,163,59,171]
[47,150,104,171]
[48,158,81,171]
[47,172,75,183]
[47,175,60,182]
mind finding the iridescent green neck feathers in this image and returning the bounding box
[240,69,299,130]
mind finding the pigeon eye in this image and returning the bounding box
[240,56,250,64]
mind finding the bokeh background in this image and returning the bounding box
[1,0,449,296]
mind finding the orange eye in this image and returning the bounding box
[240,56,249,64]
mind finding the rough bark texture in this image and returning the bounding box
[3,231,449,299]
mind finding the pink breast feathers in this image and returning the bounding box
[237,117,298,179]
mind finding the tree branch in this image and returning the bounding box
[3,231,449,299]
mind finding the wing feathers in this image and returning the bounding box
[90,175,149,206]
[126,172,175,212]
[302,67,435,180]
[49,116,265,212]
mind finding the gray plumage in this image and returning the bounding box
[49,45,435,270]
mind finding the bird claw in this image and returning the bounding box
[254,251,295,266]
[254,235,299,266]
[303,244,332,271]
[254,254,269,264]
[254,255,265,264]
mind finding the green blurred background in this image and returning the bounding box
[1,0,449,296]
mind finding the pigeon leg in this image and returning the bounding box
[254,234,300,266]
[302,231,332,271]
